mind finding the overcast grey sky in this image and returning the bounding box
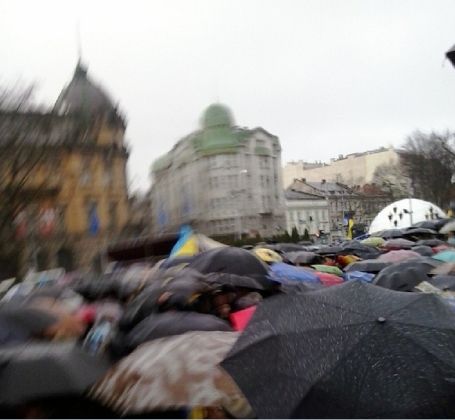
[2,0,455,191]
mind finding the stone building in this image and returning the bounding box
[0,61,130,276]
[151,104,285,238]
[283,147,398,188]
[284,189,330,239]
[288,179,391,240]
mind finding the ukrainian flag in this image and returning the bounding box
[169,225,198,258]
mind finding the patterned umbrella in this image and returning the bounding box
[90,331,252,418]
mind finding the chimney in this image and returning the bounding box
[301,178,306,183]
[322,179,326,184]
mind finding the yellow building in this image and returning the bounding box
[0,61,130,276]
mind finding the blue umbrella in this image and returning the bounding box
[268,262,320,284]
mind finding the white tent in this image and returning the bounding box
[368,198,446,233]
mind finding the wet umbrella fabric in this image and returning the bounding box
[378,250,422,263]
[205,273,266,291]
[433,249,455,263]
[188,247,271,288]
[315,246,343,256]
[268,263,320,284]
[285,251,322,265]
[221,281,455,419]
[0,304,58,337]
[427,275,455,292]
[417,239,447,247]
[90,331,252,418]
[344,259,392,274]
[343,271,375,283]
[124,311,232,353]
[0,342,110,406]
[361,236,385,247]
[340,241,381,260]
[383,238,415,250]
[371,229,404,239]
[430,262,455,276]
[373,258,441,291]
[411,245,435,257]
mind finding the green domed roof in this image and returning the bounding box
[201,103,234,129]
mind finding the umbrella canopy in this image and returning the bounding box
[205,272,267,291]
[440,220,455,234]
[427,275,455,291]
[339,242,381,260]
[221,281,455,419]
[374,258,441,291]
[360,237,385,247]
[188,247,271,287]
[268,263,320,285]
[0,342,110,406]
[417,238,447,247]
[315,246,343,256]
[401,227,439,240]
[117,311,232,356]
[411,245,435,257]
[378,249,422,263]
[284,251,322,266]
[433,249,455,263]
[265,243,306,253]
[310,265,343,277]
[383,238,415,250]
[344,259,392,274]
[344,271,375,283]
[252,248,282,264]
[90,331,252,418]
[315,272,344,287]
[430,262,455,276]
[371,229,404,239]
[413,218,453,231]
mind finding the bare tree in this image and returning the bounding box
[0,83,56,273]
[400,130,455,209]
[372,162,409,200]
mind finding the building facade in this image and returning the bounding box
[151,104,286,238]
[288,179,391,240]
[0,61,130,277]
[284,189,330,239]
[283,147,398,188]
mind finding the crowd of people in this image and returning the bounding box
[1,219,455,418]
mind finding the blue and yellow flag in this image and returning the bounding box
[169,225,198,258]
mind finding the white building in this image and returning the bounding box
[151,104,286,238]
[285,189,330,238]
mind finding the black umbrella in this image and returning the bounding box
[115,311,232,356]
[373,258,442,291]
[339,241,381,259]
[417,238,447,247]
[411,245,435,257]
[427,275,455,291]
[188,247,271,286]
[402,227,439,241]
[205,272,267,291]
[315,245,343,256]
[412,220,439,230]
[221,281,455,419]
[285,251,322,265]
[371,229,404,239]
[0,342,110,406]
[344,259,392,274]
[118,268,214,331]
[0,304,58,337]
